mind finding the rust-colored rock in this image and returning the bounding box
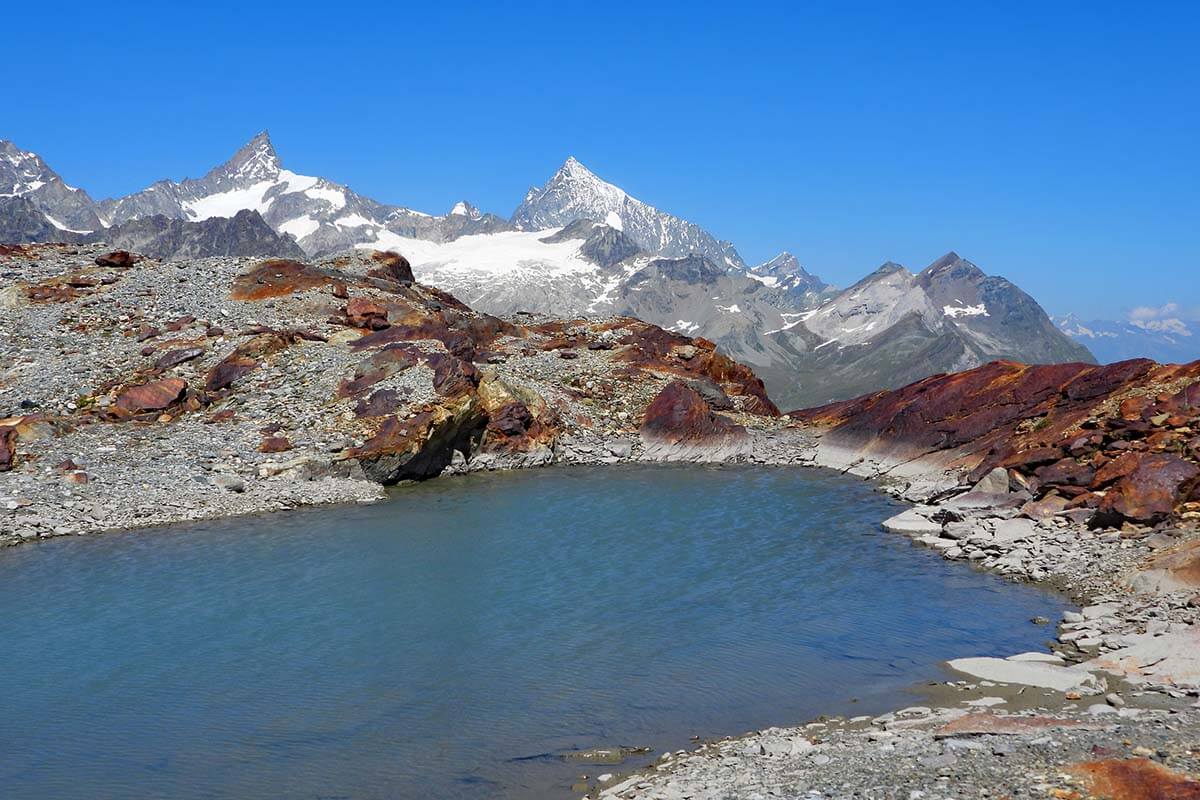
[341,398,487,483]
[205,333,291,392]
[1037,458,1096,488]
[641,381,745,446]
[230,259,335,300]
[115,378,187,414]
[260,436,292,453]
[1068,758,1200,800]
[345,297,390,329]
[95,250,138,268]
[367,250,415,284]
[355,389,406,417]
[933,712,1100,737]
[1095,454,1200,525]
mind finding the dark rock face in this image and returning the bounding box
[641,381,745,445]
[90,209,305,260]
[0,196,87,244]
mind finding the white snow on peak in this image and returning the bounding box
[278,215,320,240]
[943,303,989,319]
[184,181,277,220]
[360,228,594,276]
[604,210,623,230]
[43,213,92,234]
[303,185,346,209]
[334,213,374,228]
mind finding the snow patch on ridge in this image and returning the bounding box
[944,303,989,319]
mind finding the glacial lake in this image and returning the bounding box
[0,464,1064,799]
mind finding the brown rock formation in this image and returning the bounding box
[115,378,188,414]
[794,358,1200,526]
[641,380,746,459]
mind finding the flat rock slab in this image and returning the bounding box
[991,518,1039,545]
[946,656,1098,692]
[1082,626,1200,689]
[934,712,1105,738]
[1007,651,1066,664]
[882,508,943,536]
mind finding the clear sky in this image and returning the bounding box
[6,1,1198,320]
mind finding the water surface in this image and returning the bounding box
[0,464,1063,799]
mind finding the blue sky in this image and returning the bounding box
[7,1,1198,320]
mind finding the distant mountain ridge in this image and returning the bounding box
[1056,314,1199,365]
[0,133,1094,407]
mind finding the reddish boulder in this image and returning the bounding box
[205,333,291,392]
[641,381,745,445]
[115,378,188,414]
[1035,458,1095,488]
[488,402,535,437]
[1092,451,1142,488]
[1094,453,1200,525]
[345,297,390,330]
[95,250,138,268]
[259,436,292,453]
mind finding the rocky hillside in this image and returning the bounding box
[0,243,778,545]
[795,357,1200,529]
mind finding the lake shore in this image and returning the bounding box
[6,419,1198,797]
[588,432,1200,800]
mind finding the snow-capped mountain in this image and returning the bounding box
[0,140,101,232]
[766,252,1094,408]
[512,157,745,269]
[90,132,511,257]
[1055,314,1198,365]
[1,133,1095,409]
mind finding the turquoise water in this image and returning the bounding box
[0,464,1063,799]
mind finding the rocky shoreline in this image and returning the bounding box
[4,244,1199,798]
[587,379,1200,798]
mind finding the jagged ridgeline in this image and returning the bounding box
[1,133,1092,407]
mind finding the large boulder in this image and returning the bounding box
[640,381,747,460]
[1093,453,1200,526]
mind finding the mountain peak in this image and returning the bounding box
[217,130,280,184]
[553,155,606,186]
[922,251,964,274]
[449,200,482,219]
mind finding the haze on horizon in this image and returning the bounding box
[5,0,1198,323]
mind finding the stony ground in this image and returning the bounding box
[4,244,1200,798]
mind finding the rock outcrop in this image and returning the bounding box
[794,358,1200,528]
